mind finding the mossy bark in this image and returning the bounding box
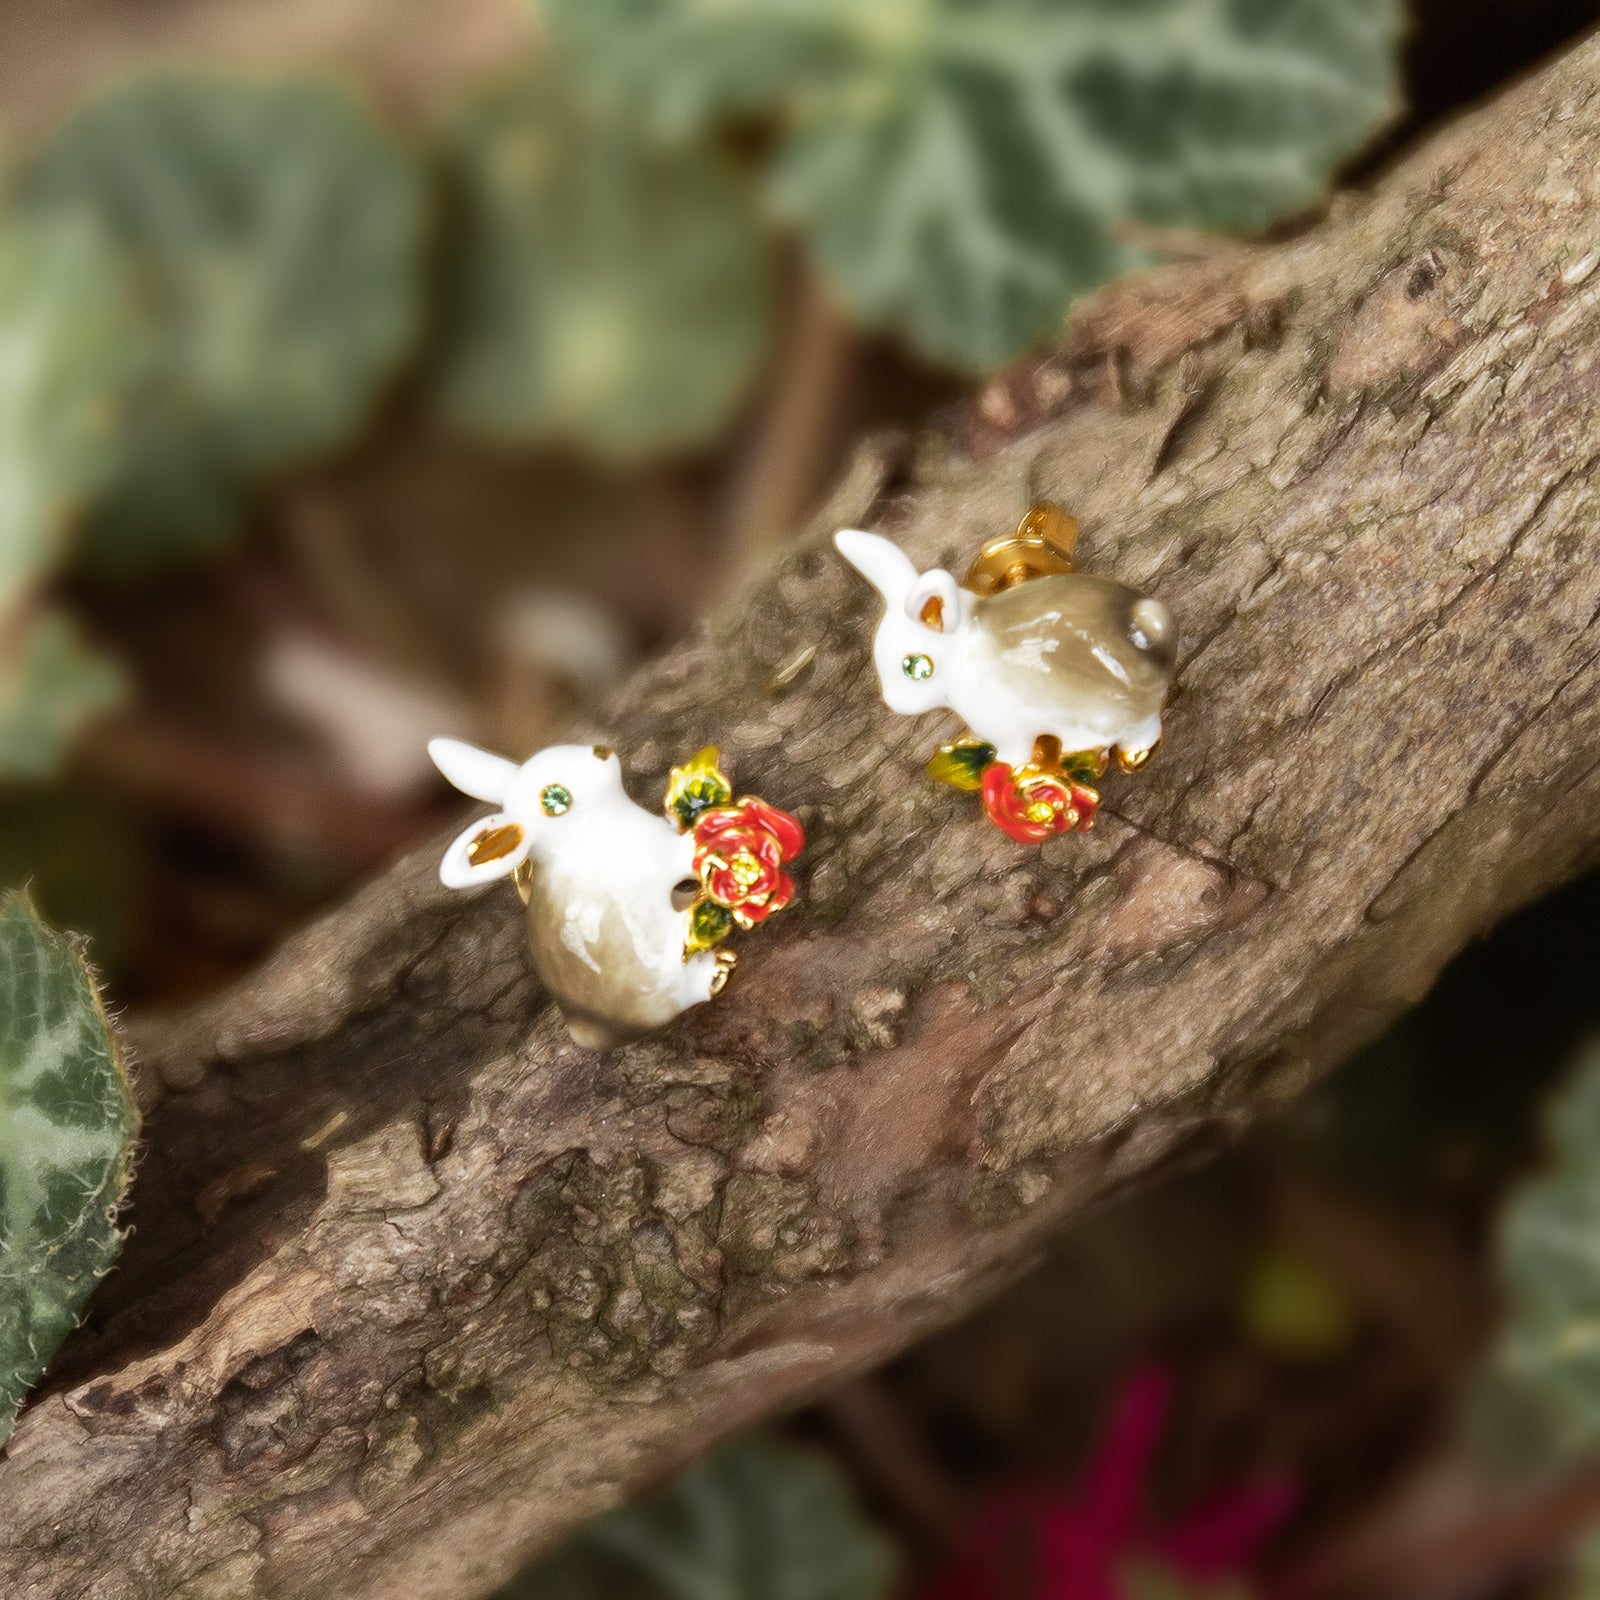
[10,33,1600,1599]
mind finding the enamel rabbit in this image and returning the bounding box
[834,528,1176,769]
[429,739,802,1049]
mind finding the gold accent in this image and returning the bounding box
[512,858,535,906]
[1114,740,1159,774]
[708,948,738,997]
[467,821,525,865]
[919,594,945,630]
[964,502,1080,595]
[1011,761,1100,832]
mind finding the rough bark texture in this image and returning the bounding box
[9,34,1600,1600]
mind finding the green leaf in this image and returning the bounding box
[665,744,734,831]
[434,68,775,458]
[0,213,136,614]
[1485,1042,1600,1460]
[499,1434,897,1599]
[927,739,996,790]
[22,71,426,572]
[0,610,124,779]
[685,897,736,956]
[542,0,1401,369]
[0,891,138,1445]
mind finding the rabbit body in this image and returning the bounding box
[520,801,718,1050]
[429,740,723,1049]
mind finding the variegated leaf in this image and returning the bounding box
[0,892,138,1443]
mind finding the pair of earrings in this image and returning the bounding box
[431,504,1177,1049]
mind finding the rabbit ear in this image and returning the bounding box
[439,812,531,889]
[834,529,919,605]
[429,737,518,803]
[905,569,966,632]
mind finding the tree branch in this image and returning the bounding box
[11,33,1600,1599]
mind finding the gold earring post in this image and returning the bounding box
[963,502,1080,595]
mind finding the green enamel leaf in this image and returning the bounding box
[666,745,735,830]
[0,891,137,1445]
[499,1434,897,1599]
[685,897,736,956]
[0,213,136,617]
[0,610,125,780]
[542,0,1401,368]
[434,69,776,458]
[1484,1042,1600,1461]
[22,71,426,572]
[927,739,995,790]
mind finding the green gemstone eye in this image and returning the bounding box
[540,783,573,816]
[901,653,934,682]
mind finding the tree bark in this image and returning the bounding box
[9,33,1600,1600]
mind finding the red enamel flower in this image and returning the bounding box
[693,797,805,927]
[981,763,1099,843]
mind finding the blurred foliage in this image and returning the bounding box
[0,215,133,776]
[1563,1529,1600,1599]
[0,5,1407,783]
[0,213,134,612]
[501,1435,897,1599]
[0,611,123,779]
[19,71,426,573]
[1478,1041,1600,1466]
[1235,1245,1355,1362]
[0,788,144,977]
[436,68,775,457]
[0,891,137,1445]
[540,0,1402,367]
[1120,1569,1251,1600]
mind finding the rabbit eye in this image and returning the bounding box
[901,653,934,682]
[540,784,573,816]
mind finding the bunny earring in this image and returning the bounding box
[429,740,803,1048]
[835,504,1176,842]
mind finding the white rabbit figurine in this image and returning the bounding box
[429,739,803,1049]
[835,510,1176,841]
[835,527,1175,769]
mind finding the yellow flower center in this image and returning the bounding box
[1025,799,1058,824]
[729,849,765,889]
